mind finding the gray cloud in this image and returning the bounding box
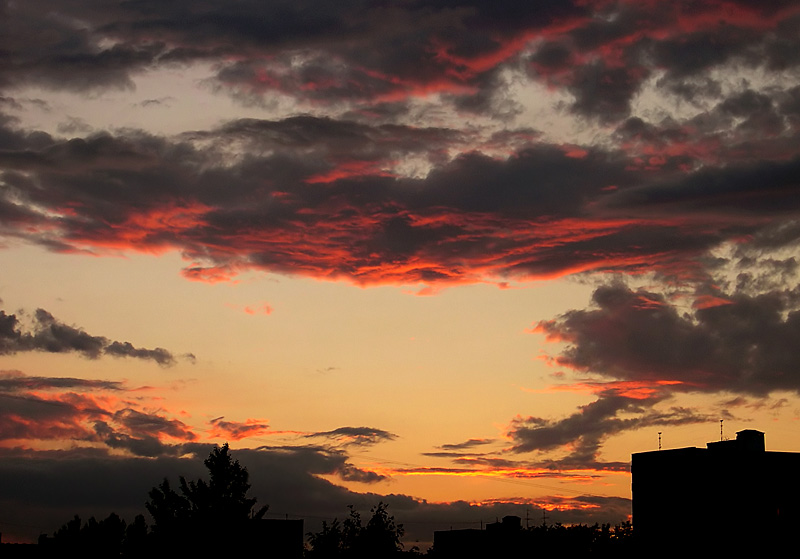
[1,100,797,287]
[0,445,631,545]
[93,421,197,458]
[104,342,176,366]
[536,283,800,396]
[508,391,712,467]
[0,1,797,123]
[111,408,196,442]
[0,371,198,451]
[0,392,104,441]
[0,307,181,365]
[438,438,496,452]
[306,426,398,447]
[0,371,124,392]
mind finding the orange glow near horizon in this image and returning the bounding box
[380,466,628,482]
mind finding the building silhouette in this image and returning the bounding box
[257,518,304,558]
[632,429,800,553]
[433,516,523,558]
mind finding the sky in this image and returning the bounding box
[1,0,800,546]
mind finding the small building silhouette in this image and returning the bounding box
[433,516,522,558]
[632,430,800,553]
[256,518,304,558]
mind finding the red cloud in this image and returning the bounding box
[208,417,272,441]
[306,160,396,184]
[0,372,199,451]
[537,380,686,400]
[692,294,734,309]
[243,303,273,315]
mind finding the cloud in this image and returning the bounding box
[0,444,631,545]
[535,283,800,396]
[0,307,181,365]
[0,370,124,392]
[437,438,496,451]
[0,371,199,453]
[4,0,800,545]
[507,390,713,467]
[208,417,272,441]
[111,408,196,442]
[306,426,398,447]
[93,421,198,458]
[517,240,800,463]
[2,96,798,289]
[0,0,796,126]
[0,392,106,441]
[104,342,177,366]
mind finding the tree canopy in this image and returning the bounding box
[306,502,405,558]
[146,443,267,553]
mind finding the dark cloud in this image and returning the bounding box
[567,61,650,123]
[0,445,631,545]
[22,308,107,357]
[508,390,712,467]
[0,307,180,365]
[603,155,800,217]
[306,426,398,447]
[2,0,800,290]
[112,408,196,442]
[0,0,796,121]
[7,113,691,285]
[0,446,213,542]
[437,438,496,452]
[0,371,199,454]
[0,392,105,441]
[535,283,800,396]
[1,100,799,286]
[104,342,176,366]
[0,371,124,392]
[93,421,196,458]
[4,0,800,545]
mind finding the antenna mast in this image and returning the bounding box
[720,419,723,441]
[658,431,662,450]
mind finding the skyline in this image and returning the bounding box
[2,0,800,545]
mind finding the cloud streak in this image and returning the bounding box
[306,426,398,447]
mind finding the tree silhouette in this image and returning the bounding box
[146,443,267,553]
[307,502,404,558]
[307,518,344,557]
[39,512,138,558]
[362,502,404,556]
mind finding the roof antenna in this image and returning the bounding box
[658,431,662,451]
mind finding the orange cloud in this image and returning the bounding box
[208,417,272,441]
[528,380,684,400]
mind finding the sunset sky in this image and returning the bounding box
[2,0,800,546]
